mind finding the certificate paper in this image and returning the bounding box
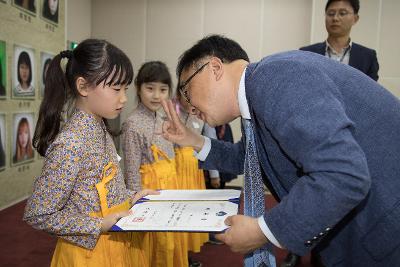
[111,189,241,233]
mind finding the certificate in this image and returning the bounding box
[111,189,241,233]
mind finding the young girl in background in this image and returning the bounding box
[23,39,156,267]
[122,61,188,267]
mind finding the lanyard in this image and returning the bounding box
[327,45,351,63]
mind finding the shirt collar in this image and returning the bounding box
[325,39,352,54]
[238,67,251,120]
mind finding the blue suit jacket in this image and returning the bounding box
[201,51,400,266]
[300,41,379,81]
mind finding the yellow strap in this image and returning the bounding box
[150,144,171,163]
[95,162,117,216]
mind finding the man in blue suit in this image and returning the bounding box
[301,0,379,81]
[161,35,400,266]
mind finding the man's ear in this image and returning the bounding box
[209,57,224,81]
[353,14,359,24]
[75,77,88,97]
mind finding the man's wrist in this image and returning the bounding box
[193,134,205,152]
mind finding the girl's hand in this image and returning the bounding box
[132,189,160,205]
[100,210,131,232]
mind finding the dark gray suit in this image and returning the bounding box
[201,51,400,266]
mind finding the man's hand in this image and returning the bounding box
[161,100,205,151]
[215,215,268,254]
[210,177,221,188]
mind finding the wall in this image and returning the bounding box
[67,0,91,43]
[0,0,66,210]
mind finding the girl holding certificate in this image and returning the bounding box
[23,39,156,267]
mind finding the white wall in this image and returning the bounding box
[67,0,92,43]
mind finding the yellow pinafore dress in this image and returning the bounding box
[174,146,208,253]
[51,162,147,267]
[137,144,188,267]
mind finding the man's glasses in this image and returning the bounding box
[325,10,353,18]
[178,61,209,104]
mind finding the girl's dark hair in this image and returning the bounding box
[42,0,58,23]
[17,51,32,85]
[33,39,134,156]
[325,0,360,14]
[135,61,172,95]
[42,58,52,84]
[176,34,249,80]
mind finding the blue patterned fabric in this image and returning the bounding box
[243,119,276,267]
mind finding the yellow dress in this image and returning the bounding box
[51,162,147,267]
[122,104,188,267]
[139,145,188,267]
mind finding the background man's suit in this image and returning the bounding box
[201,51,400,266]
[300,42,379,81]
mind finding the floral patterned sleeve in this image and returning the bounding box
[122,121,143,191]
[23,139,103,248]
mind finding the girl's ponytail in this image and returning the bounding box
[33,51,73,156]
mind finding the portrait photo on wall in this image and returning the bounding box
[0,114,6,171]
[13,0,36,14]
[41,0,58,24]
[40,52,53,97]
[12,113,34,165]
[0,40,6,98]
[13,45,35,99]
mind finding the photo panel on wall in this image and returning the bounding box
[13,0,37,15]
[0,113,6,171]
[11,112,35,166]
[0,40,6,98]
[41,0,59,25]
[40,51,53,98]
[13,44,36,99]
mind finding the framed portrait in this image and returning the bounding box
[41,0,59,24]
[13,45,36,99]
[0,40,6,99]
[0,113,6,171]
[40,52,53,98]
[13,0,36,15]
[11,112,35,166]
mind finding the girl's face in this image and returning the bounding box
[48,0,58,15]
[139,82,170,112]
[19,63,30,84]
[82,81,128,121]
[18,123,29,149]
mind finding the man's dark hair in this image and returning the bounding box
[176,35,249,79]
[325,0,360,14]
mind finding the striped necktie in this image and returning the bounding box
[242,118,276,267]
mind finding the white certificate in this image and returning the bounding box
[111,189,241,233]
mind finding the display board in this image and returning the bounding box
[0,0,65,209]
